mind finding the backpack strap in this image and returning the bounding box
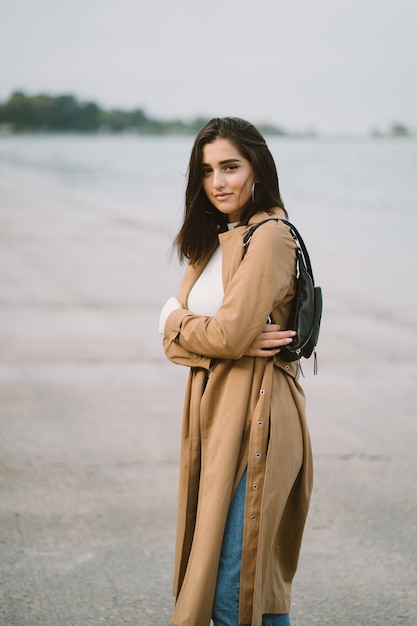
[242,218,316,285]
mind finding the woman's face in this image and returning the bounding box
[201,138,256,223]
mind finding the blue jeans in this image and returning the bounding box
[212,471,290,626]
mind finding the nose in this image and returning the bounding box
[212,169,225,189]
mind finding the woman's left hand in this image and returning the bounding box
[244,324,296,357]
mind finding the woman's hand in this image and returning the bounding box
[244,324,296,357]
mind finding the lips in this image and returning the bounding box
[214,193,232,201]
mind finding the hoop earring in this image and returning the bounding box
[251,182,256,203]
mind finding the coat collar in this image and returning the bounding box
[178,208,286,307]
[248,207,287,226]
[219,207,287,237]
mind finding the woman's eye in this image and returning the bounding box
[202,168,212,176]
[225,164,238,171]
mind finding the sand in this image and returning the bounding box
[1,165,417,625]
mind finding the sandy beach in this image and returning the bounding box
[1,138,417,625]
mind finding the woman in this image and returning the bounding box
[159,117,313,626]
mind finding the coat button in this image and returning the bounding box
[253,483,258,489]
[258,420,263,427]
[255,452,261,459]
[251,515,257,521]
[260,389,265,394]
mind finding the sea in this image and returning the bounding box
[1,132,416,331]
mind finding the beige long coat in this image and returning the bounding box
[162,209,313,626]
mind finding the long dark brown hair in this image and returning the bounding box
[174,117,286,264]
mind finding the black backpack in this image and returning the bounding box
[242,218,322,369]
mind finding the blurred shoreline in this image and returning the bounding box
[0,91,415,139]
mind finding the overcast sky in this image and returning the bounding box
[1,0,416,133]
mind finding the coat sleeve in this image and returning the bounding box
[162,315,213,369]
[163,221,296,362]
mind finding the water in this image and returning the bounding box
[1,134,416,221]
[1,133,416,327]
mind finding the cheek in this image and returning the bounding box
[239,176,253,201]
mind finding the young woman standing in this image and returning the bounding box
[159,117,313,626]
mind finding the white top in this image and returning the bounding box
[187,222,238,316]
[187,245,223,316]
[159,222,239,334]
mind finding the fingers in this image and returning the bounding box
[260,330,296,346]
[261,337,292,349]
[261,323,281,332]
[243,326,297,358]
[244,346,280,357]
[261,324,296,338]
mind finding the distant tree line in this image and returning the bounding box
[0,91,286,136]
[0,91,196,133]
[2,92,412,137]
[370,123,413,138]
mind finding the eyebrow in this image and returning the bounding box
[202,158,243,166]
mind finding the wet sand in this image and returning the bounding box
[1,166,417,625]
